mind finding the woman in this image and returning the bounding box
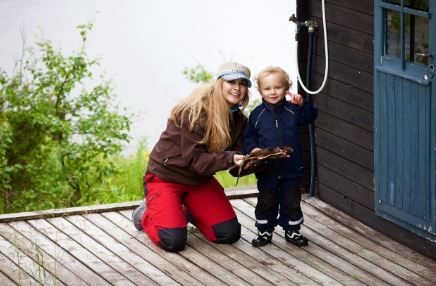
[132,62,251,252]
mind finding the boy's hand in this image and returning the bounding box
[286,91,304,106]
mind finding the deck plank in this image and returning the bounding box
[64,215,177,285]
[186,233,273,286]
[27,219,133,286]
[87,212,203,285]
[0,188,434,286]
[0,269,17,286]
[238,198,391,286]
[9,220,110,285]
[304,196,436,271]
[244,197,417,285]
[226,225,306,285]
[0,223,87,286]
[0,251,41,285]
[47,217,160,285]
[179,241,250,285]
[233,201,349,286]
[114,210,223,285]
[301,200,436,285]
[0,232,63,285]
[232,199,337,285]
[233,206,366,286]
[193,232,295,286]
[301,213,421,285]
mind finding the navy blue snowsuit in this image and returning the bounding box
[244,99,317,232]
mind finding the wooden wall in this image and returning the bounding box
[296,0,435,259]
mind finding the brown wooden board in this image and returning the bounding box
[317,147,373,189]
[310,0,373,33]
[317,165,374,210]
[314,58,373,94]
[316,111,373,151]
[323,0,373,15]
[314,40,373,74]
[315,128,373,171]
[312,74,373,112]
[315,20,373,54]
[315,94,373,132]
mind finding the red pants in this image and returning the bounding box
[141,173,240,251]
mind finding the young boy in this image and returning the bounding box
[244,66,317,247]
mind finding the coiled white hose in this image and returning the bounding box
[295,0,329,95]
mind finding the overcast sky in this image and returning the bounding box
[0,0,297,152]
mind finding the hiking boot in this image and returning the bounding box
[285,230,308,246]
[251,231,273,247]
[132,201,146,231]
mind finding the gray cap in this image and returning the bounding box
[216,62,252,87]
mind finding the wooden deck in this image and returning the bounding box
[0,188,435,285]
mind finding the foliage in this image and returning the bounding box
[80,140,148,205]
[0,30,258,214]
[214,170,255,188]
[182,64,213,84]
[244,98,261,117]
[0,23,131,213]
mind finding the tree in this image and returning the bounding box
[0,23,131,212]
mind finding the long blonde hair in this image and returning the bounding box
[169,78,249,152]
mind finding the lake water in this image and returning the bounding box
[0,0,297,153]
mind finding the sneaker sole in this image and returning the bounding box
[132,202,145,231]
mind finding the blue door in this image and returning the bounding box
[374,0,435,242]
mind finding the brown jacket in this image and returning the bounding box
[147,111,247,185]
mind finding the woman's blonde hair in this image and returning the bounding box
[256,66,292,91]
[169,78,249,152]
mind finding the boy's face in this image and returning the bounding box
[259,73,287,105]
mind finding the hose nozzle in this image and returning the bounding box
[289,14,318,33]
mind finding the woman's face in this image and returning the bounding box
[221,79,248,106]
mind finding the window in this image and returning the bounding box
[383,0,429,66]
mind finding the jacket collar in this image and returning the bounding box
[261,99,286,113]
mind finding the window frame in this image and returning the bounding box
[375,0,431,85]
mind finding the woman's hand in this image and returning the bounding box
[286,91,304,106]
[233,154,245,166]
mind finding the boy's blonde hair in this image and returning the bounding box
[169,78,249,152]
[256,66,292,91]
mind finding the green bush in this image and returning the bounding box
[0,23,131,213]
